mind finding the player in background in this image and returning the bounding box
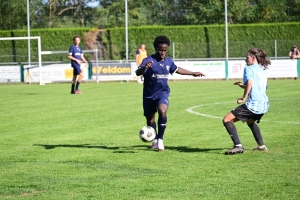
[222,48,271,155]
[136,36,205,151]
[68,35,88,94]
[136,44,148,83]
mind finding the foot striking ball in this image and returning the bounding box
[139,126,156,142]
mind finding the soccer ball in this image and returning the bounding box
[139,126,156,142]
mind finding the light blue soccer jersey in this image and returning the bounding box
[140,54,178,100]
[243,64,270,114]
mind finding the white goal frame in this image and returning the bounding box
[0,36,43,85]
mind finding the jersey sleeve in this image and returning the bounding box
[136,49,140,55]
[138,57,150,73]
[140,57,149,66]
[243,66,253,84]
[169,59,178,74]
[68,46,73,56]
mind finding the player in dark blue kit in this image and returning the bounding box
[136,36,205,151]
[68,35,88,94]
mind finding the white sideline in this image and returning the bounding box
[186,102,300,125]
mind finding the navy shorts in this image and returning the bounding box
[143,93,169,116]
[72,65,82,76]
[231,104,264,123]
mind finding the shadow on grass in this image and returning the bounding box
[33,144,225,154]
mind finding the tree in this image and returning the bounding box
[0,0,28,30]
[34,0,97,28]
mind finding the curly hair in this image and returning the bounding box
[153,36,170,49]
[248,48,271,69]
[73,35,81,41]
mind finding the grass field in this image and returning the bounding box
[0,80,299,200]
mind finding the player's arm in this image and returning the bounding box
[234,82,246,89]
[237,79,252,104]
[295,50,300,59]
[68,53,81,64]
[135,61,153,76]
[68,55,81,64]
[81,54,88,67]
[176,67,205,77]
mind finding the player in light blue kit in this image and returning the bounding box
[136,36,205,151]
[68,35,88,94]
[222,48,271,155]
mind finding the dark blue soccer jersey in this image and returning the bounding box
[140,55,178,99]
[68,45,83,68]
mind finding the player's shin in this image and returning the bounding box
[149,122,157,138]
[75,81,80,90]
[248,123,264,146]
[224,121,242,146]
[71,84,75,92]
[157,117,167,140]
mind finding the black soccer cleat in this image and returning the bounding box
[225,146,245,155]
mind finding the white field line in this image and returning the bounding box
[186,102,300,125]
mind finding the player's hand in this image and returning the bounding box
[193,72,205,77]
[234,82,242,86]
[85,62,88,68]
[76,59,82,65]
[237,98,245,104]
[144,61,154,68]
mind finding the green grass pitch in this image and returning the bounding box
[0,79,299,199]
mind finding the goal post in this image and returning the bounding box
[0,36,43,85]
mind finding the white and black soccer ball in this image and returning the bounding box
[139,126,156,142]
[136,75,144,84]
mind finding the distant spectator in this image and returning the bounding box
[136,44,148,83]
[289,45,300,60]
[136,44,147,67]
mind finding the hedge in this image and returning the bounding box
[0,22,299,62]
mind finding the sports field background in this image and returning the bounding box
[0,79,299,199]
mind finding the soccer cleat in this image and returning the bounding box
[71,91,76,94]
[158,139,164,151]
[252,146,268,151]
[151,139,158,149]
[225,146,244,155]
[74,90,82,94]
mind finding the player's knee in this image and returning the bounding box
[158,108,167,116]
[222,117,228,124]
[158,111,167,118]
[147,119,155,125]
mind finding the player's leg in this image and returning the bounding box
[75,72,84,94]
[71,75,77,94]
[145,113,156,133]
[223,110,244,155]
[157,103,168,141]
[146,114,158,149]
[155,95,169,151]
[247,118,268,151]
[143,98,158,149]
[143,98,157,131]
[73,66,82,94]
